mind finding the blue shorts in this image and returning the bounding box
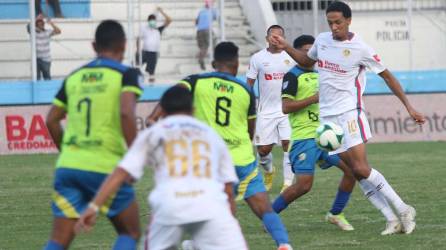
[234,160,266,200]
[51,168,135,219]
[289,139,341,175]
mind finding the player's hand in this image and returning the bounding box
[74,207,98,234]
[407,106,425,125]
[270,34,289,50]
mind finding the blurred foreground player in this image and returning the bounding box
[76,86,247,250]
[44,20,143,249]
[148,42,293,249]
[271,1,425,234]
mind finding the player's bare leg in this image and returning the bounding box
[245,192,290,248]
[340,143,415,234]
[280,140,294,192]
[44,217,77,249]
[109,201,141,249]
[257,144,275,191]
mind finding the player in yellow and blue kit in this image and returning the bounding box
[148,42,292,250]
[272,35,356,231]
[44,20,142,250]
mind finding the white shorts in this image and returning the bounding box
[143,212,247,250]
[254,115,291,145]
[321,108,372,155]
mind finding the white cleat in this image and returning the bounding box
[400,205,416,234]
[381,220,403,235]
[277,243,293,250]
[325,212,354,231]
[181,240,198,250]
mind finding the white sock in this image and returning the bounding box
[282,152,294,186]
[258,152,273,173]
[359,179,398,222]
[367,168,409,214]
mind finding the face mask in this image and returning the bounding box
[148,20,157,28]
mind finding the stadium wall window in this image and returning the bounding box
[272,1,334,11]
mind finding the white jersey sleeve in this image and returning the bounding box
[215,133,238,184]
[246,53,259,80]
[118,129,154,180]
[307,36,319,60]
[360,44,386,74]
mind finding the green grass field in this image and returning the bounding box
[1,142,445,249]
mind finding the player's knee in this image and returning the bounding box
[350,161,370,179]
[257,146,272,157]
[300,182,313,194]
[281,141,290,152]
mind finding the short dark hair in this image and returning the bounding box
[95,20,126,51]
[266,25,284,36]
[160,86,193,114]
[293,35,315,49]
[214,42,239,62]
[148,14,156,20]
[326,1,352,18]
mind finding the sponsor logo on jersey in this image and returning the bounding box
[282,81,289,90]
[298,153,306,161]
[264,72,286,81]
[81,72,103,83]
[213,82,234,93]
[284,59,291,65]
[317,60,347,74]
[343,49,351,57]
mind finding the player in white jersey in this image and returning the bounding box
[247,25,296,192]
[271,1,425,235]
[75,86,247,250]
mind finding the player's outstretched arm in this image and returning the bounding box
[248,118,256,140]
[270,34,315,68]
[75,168,131,233]
[46,105,66,150]
[282,94,318,114]
[379,69,425,124]
[121,92,138,147]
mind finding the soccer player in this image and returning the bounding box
[247,25,296,192]
[272,35,356,231]
[148,42,292,250]
[44,20,143,249]
[271,1,425,235]
[75,86,247,250]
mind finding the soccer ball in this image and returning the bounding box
[315,122,344,151]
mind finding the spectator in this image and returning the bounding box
[195,0,217,70]
[137,7,172,84]
[36,0,63,18]
[27,15,61,80]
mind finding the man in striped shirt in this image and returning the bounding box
[28,15,61,80]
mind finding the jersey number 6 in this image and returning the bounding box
[215,96,231,126]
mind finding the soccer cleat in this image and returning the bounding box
[280,184,290,194]
[181,240,197,250]
[399,205,416,234]
[263,166,275,191]
[325,212,354,231]
[381,220,403,235]
[277,243,293,250]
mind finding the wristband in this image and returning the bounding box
[88,202,100,214]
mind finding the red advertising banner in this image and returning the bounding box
[1,94,445,155]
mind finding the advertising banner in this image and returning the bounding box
[1,94,445,155]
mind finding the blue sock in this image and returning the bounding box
[112,235,137,250]
[272,195,288,214]
[43,240,64,250]
[262,212,289,246]
[330,189,351,215]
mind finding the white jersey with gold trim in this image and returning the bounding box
[119,115,238,225]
